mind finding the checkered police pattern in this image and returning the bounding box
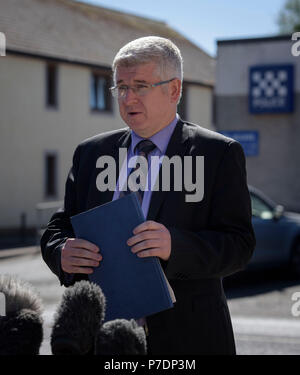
[249,65,294,114]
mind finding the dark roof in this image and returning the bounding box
[0,0,215,85]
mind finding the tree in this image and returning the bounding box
[277,0,300,33]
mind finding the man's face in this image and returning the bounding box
[115,62,179,138]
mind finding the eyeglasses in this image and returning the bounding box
[110,78,176,99]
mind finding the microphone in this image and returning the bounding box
[51,279,147,355]
[0,274,44,355]
[95,318,147,355]
[50,280,106,355]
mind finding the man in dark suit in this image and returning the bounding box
[41,36,255,355]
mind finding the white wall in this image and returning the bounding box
[0,54,214,229]
[186,85,214,129]
[0,55,124,228]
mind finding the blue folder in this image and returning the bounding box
[70,193,174,322]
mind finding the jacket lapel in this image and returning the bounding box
[96,128,131,206]
[115,127,132,147]
[147,119,190,221]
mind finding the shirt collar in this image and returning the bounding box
[130,114,179,154]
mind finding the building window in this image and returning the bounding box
[178,81,187,120]
[90,72,112,112]
[45,153,57,197]
[46,63,58,108]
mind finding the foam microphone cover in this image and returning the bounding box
[0,275,44,355]
[95,319,147,355]
[51,280,105,355]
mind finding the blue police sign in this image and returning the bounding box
[249,65,294,114]
[219,131,259,157]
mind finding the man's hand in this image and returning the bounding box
[61,238,102,274]
[127,220,171,261]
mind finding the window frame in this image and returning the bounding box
[45,62,59,109]
[44,151,58,199]
[90,70,113,113]
[177,81,187,120]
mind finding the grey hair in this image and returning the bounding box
[112,36,184,84]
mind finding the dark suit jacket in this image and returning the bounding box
[41,119,255,355]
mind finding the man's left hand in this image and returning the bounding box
[127,220,171,261]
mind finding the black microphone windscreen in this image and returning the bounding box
[0,275,44,355]
[51,280,106,355]
[95,319,147,355]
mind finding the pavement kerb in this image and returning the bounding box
[0,246,40,259]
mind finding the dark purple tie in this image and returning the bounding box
[120,139,156,202]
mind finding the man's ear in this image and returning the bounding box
[169,79,182,104]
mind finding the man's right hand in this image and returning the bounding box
[61,238,102,274]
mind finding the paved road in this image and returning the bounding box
[225,269,300,354]
[0,248,66,355]
[1,248,300,355]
